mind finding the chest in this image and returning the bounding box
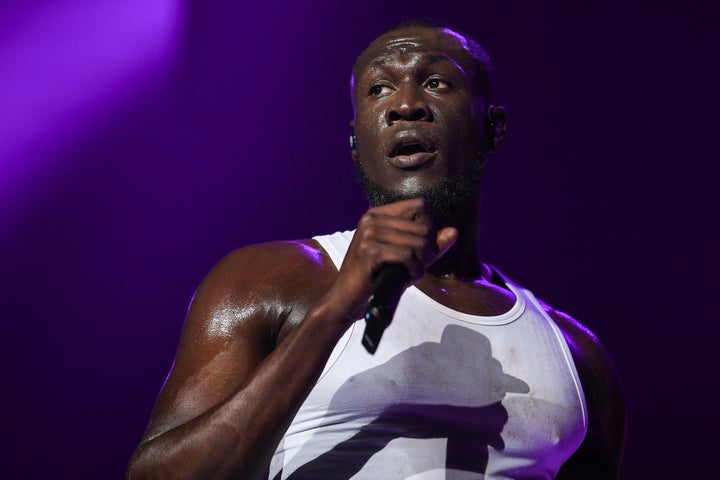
[280,289,587,477]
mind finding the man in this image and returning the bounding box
[127,20,626,479]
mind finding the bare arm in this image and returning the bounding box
[548,308,627,479]
[126,240,346,480]
[126,198,457,480]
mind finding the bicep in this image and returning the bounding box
[137,240,332,445]
[566,353,627,478]
[550,311,627,478]
[140,262,279,444]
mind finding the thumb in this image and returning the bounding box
[434,227,459,261]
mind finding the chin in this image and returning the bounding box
[353,158,482,229]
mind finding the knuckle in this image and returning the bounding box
[412,197,427,210]
[358,213,374,226]
[363,225,378,239]
[357,219,380,240]
[358,242,374,257]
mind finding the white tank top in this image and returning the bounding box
[269,230,587,479]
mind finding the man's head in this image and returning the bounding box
[351,19,496,112]
[349,20,506,228]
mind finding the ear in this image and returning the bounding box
[486,105,507,152]
[349,119,359,159]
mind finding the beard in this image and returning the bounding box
[352,154,485,229]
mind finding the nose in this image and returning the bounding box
[386,85,433,125]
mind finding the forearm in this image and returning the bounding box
[127,301,349,480]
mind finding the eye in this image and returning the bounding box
[425,78,451,91]
[369,84,392,96]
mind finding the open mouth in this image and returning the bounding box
[390,141,435,157]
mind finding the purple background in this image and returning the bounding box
[2,0,717,477]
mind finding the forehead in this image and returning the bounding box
[354,27,475,78]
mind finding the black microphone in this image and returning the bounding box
[362,264,409,354]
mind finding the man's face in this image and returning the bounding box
[351,27,490,211]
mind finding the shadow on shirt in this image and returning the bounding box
[273,324,530,479]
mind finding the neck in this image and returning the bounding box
[427,193,484,280]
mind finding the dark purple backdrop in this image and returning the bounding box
[2,0,717,477]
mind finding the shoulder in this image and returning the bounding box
[494,267,620,376]
[537,299,608,373]
[536,298,623,412]
[138,239,339,443]
[535,298,627,477]
[205,239,335,292]
[189,238,338,346]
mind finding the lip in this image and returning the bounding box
[387,151,437,169]
[386,130,437,169]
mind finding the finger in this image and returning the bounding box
[371,244,426,279]
[357,213,430,241]
[370,197,428,219]
[431,227,459,263]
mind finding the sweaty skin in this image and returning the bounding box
[127,26,626,480]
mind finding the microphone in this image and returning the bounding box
[362,264,409,354]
